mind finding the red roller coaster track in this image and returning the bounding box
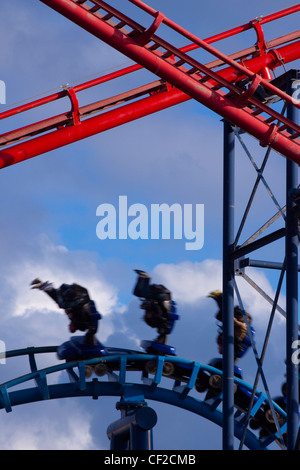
[0,0,300,168]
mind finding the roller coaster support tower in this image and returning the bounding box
[223,70,299,450]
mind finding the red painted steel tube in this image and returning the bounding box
[1,27,299,128]
[259,5,300,24]
[0,39,299,170]
[2,1,299,122]
[0,80,166,146]
[1,1,300,168]
[129,0,300,25]
[36,0,298,84]
[0,62,142,122]
[2,40,299,149]
[127,1,299,108]
[0,86,188,168]
[1,31,299,149]
[30,3,300,154]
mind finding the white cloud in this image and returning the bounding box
[154,259,286,323]
[2,235,122,341]
[235,271,286,329]
[153,259,223,303]
[0,400,96,450]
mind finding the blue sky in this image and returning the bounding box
[0,0,299,450]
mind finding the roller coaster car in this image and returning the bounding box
[249,395,287,443]
[195,358,243,397]
[141,339,176,356]
[195,358,265,416]
[141,340,180,378]
[57,335,181,380]
[139,304,181,377]
[57,336,147,378]
[140,340,199,381]
[57,336,109,377]
[57,336,112,378]
[57,335,107,362]
[194,357,259,414]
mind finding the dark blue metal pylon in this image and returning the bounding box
[107,401,157,450]
[285,71,299,450]
[222,120,236,450]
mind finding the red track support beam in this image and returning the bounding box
[0,39,299,169]
[0,86,187,168]
[1,0,300,168]
[33,1,300,160]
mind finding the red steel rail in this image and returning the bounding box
[0,0,300,168]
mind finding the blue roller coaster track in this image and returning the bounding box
[0,345,288,450]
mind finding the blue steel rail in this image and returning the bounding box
[0,346,288,450]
